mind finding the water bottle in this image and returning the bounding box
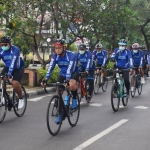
[64,95,69,106]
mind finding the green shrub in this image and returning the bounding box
[24,59,31,68]
[0,63,4,67]
[106,61,114,70]
[37,66,60,83]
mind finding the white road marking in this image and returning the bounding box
[28,94,53,102]
[73,119,129,150]
[119,105,124,108]
[134,106,149,109]
[89,103,102,107]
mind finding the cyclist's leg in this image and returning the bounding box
[12,68,24,98]
[146,63,149,77]
[87,70,94,100]
[130,69,135,91]
[138,67,145,84]
[12,68,24,109]
[55,75,66,123]
[0,67,8,89]
[122,70,130,97]
[70,73,79,108]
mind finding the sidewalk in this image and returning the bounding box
[25,86,56,98]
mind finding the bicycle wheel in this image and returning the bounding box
[130,76,136,98]
[137,76,142,95]
[13,86,27,117]
[46,95,62,136]
[77,81,83,102]
[111,83,120,112]
[102,78,108,92]
[122,84,128,106]
[94,74,100,94]
[68,95,80,127]
[0,95,7,123]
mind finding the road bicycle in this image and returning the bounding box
[130,67,142,98]
[111,69,129,112]
[77,72,91,103]
[94,67,108,94]
[45,82,80,136]
[0,74,27,123]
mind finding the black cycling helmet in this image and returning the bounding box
[141,45,146,49]
[0,35,12,43]
[95,43,103,48]
[54,39,65,46]
[118,39,127,46]
[79,43,86,50]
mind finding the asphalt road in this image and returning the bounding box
[0,78,150,150]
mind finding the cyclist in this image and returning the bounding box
[93,43,108,81]
[141,45,149,77]
[130,43,145,91]
[73,43,95,102]
[111,39,133,98]
[0,35,25,109]
[41,39,77,124]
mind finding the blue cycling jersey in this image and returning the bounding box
[142,50,149,64]
[111,48,133,69]
[0,45,24,75]
[93,49,108,66]
[46,50,75,80]
[131,50,143,67]
[75,50,95,71]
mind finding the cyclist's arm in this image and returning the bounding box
[8,47,20,77]
[66,53,75,80]
[147,54,150,66]
[102,51,107,67]
[45,54,56,80]
[127,50,133,68]
[85,51,92,71]
[139,51,144,67]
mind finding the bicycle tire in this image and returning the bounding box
[94,74,100,94]
[137,83,142,95]
[0,95,7,123]
[85,80,91,103]
[130,76,136,98]
[68,95,80,127]
[46,95,62,136]
[77,81,83,102]
[122,84,128,106]
[13,86,27,117]
[111,83,120,112]
[102,78,108,92]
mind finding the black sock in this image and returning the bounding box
[71,89,77,99]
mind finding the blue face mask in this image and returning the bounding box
[79,50,85,54]
[1,46,9,51]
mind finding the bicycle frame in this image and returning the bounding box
[78,72,87,96]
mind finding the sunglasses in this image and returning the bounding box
[1,43,9,47]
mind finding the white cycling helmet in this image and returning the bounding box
[95,43,103,48]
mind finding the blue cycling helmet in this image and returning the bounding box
[118,39,127,46]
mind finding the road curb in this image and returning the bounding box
[26,87,56,98]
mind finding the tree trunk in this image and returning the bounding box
[140,25,149,50]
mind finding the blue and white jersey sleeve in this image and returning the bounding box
[66,52,76,80]
[85,51,92,71]
[147,54,150,66]
[127,50,133,68]
[102,51,107,66]
[140,51,144,66]
[8,47,20,75]
[46,54,56,79]
[93,50,97,61]
[110,48,119,60]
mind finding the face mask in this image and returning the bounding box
[1,46,9,51]
[119,47,125,51]
[133,50,138,53]
[79,50,85,54]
